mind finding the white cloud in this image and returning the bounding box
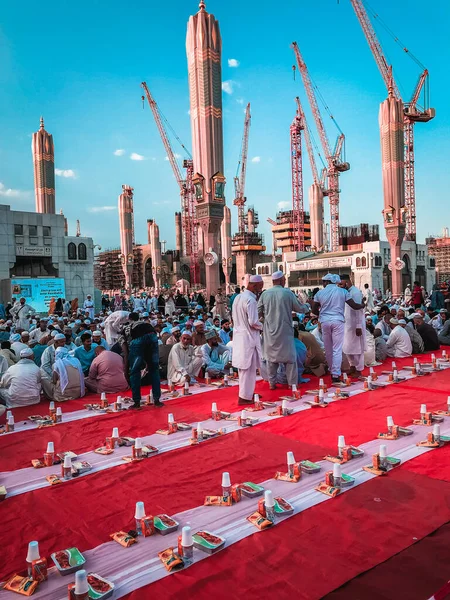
[114,149,125,156]
[222,80,234,95]
[251,156,261,163]
[228,58,240,68]
[236,97,244,105]
[130,153,145,161]
[165,153,181,161]
[0,182,32,199]
[88,206,117,213]
[55,168,76,178]
[277,201,290,210]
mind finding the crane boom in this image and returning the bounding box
[292,42,349,252]
[234,103,251,234]
[141,81,200,284]
[349,0,434,241]
[295,97,319,185]
[290,100,305,251]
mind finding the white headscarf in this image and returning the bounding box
[53,346,85,395]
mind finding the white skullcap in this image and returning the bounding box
[93,330,102,336]
[331,274,341,284]
[10,333,21,342]
[249,274,263,283]
[54,333,66,341]
[322,273,333,281]
[181,330,192,337]
[409,312,422,319]
[390,318,399,325]
[398,319,407,325]
[193,320,203,327]
[171,326,180,333]
[20,348,34,358]
[272,270,284,280]
[85,319,91,325]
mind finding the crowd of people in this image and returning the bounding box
[0,276,448,415]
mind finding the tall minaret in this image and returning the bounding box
[32,117,55,214]
[379,81,405,297]
[186,1,226,296]
[118,185,135,295]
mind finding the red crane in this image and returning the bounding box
[234,103,251,234]
[350,0,435,241]
[290,99,305,251]
[292,42,350,252]
[141,82,199,285]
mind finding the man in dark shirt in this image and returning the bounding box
[412,313,440,351]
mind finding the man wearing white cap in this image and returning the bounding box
[92,330,109,350]
[311,273,365,382]
[83,295,95,320]
[232,275,264,403]
[257,271,309,390]
[10,297,35,331]
[40,333,66,397]
[386,318,412,357]
[0,347,41,408]
[167,331,203,384]
[29,318,50,343]
[165,326,182,346]
[340,274,366,376]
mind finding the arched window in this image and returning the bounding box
[68,242,76,260]
[279,265,283,272]
[78,243,87,261]
[361,256,367,267]
[265,266,269,275]
[356,257,361,267]
[257,267,261,275]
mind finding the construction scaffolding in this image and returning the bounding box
[94,247,144,292]
[426,233,450,281]
[339,223,379,249]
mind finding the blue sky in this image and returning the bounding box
[1,0,449,251]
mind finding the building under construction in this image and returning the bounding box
[271,210,311,254]
[426,230,449,282]
[339,223,380,251]
[94,247,144,292]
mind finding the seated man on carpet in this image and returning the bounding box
[411,313,440,352]
[92,330,109,350]
[74,333,98,376]
[0,341,19,368]
[373,329,388,363]
[0,348,41,408]
[40,333,67,398]
[403,318,424,354]
[165,326,182,346]
[167,331,203,384]
[201,330,232,377]
[192,320,207,348]
[438,318,450,346]
[50,347,85,402]
[385,318,412,358]
[85,346,128,393]
[297,324,326,377]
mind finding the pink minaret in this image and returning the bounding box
[118,185,134,294]
[32,117,55,214]
[379,84,405,297]
[186,1,226,296]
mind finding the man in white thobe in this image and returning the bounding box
[232,275,263,404]
[103,311,130,347]
[29,318,50,343]
[363,283,375,311]
[167,331,203,384]
[83,295,95,320]
[341,274,366,375]
[10,298,35,331]
[257,271,309,390]
[311,273,365,383]
[386,319,412,357]
[0,348,42,408]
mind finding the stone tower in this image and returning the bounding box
[32,117,55,214]
[186,1,226,295]
[118,185,134,294]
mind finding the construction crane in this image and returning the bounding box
[234,103,251,234]
[349,0,435,241]
[292,42,350,252]
[141,82,200,284]
[290,99,305,251]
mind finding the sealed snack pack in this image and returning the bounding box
[154,514,179,535]
[110,531,137,547]
[31,558,47,583]
[51,547,86,575]
[300,460,321,474]
[46,474,63,485]
[31,459,45,469]
[69,574,115,600]
[94,447,114,455]
[275,465,301,483]
[193,530,225,554]
[158,548,184,572]
[315,482,340,497]
[274,497,294,515]
[240,482,264,498]
[4,575,39,596]
[247,511,273,530]
[57,451,77,461]
[363,454,402,476]
[204,495,233,506]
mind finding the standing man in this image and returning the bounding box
[341,274,366,376]
[311,274,365,383]
[257,271,309,390]
[232,275,263,404]
[83,295,95,320]
[10,297,35,331]
[363,283,375,312]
